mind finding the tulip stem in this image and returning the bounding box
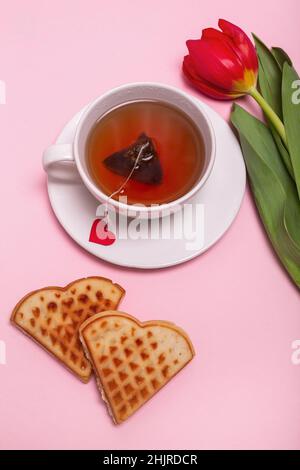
[248,87,287,147]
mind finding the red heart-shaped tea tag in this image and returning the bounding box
[89,218,116,246]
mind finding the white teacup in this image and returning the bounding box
[43,82,216,218]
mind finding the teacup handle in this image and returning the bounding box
[42,144,74,172]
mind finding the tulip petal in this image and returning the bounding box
[202,26,243,61]
[218,19,258,73]
[183,55,243,100]
[186,37,247,91]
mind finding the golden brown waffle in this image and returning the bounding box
[79,311,194,423]
[11,277,125,382]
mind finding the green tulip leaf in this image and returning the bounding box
[253,35,293,176]
[284,194,300,253]
[253,34,283,118]
[282,62,300,200]
[231,103,300,287]
[269,123,294,179]
[271,47,292,69]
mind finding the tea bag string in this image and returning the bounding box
[103,142,149,223]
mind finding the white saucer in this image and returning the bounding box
[46,98,246,269]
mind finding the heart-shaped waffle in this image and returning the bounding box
[79,311,194,423]
[11,277,125,382]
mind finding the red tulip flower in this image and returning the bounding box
[183,19,287,145]
[183,19,258,100]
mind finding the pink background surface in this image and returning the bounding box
[1,0,300,450]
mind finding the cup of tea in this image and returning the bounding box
[43,82,216,218]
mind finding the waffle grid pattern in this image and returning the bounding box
[12,278,124,381]
[81,314,193,422]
